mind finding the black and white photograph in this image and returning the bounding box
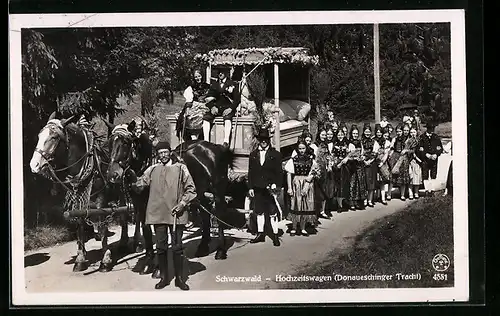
[9,10,469,305]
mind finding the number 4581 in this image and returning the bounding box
[433,273,448,281]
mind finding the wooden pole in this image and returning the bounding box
[307,67,311,131]
[274,63,280,151]
[373,23,381,123]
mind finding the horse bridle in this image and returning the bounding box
[35,123,68,165]
[109,132,136,172]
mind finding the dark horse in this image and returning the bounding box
[104,120,156,274]
[29,112,129,272]
[172,139,246,260]
[104,121,246,260]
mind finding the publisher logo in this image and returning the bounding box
[432,254,451,272]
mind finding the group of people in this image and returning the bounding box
[176,68,240,147]
[282,110,445,236]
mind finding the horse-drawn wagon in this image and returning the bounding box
[166,47,319,173]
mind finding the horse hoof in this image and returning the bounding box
[99,262,114,272]
[151,268,161,279]
[132,259,146,273]
[135,244,144,253]
[139,264,155,275]
[73,261,88,272]
[214,250,227,260]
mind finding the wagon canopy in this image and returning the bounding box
[194,47,319,67]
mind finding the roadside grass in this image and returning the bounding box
[278,195,454,289]
[24,225,73,252]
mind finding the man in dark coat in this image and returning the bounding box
[203,68,241,148]
[416,122,443,196]
[132,141,197,290]
[247,128,283,246]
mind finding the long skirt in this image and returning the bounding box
[288,175,317,227]
[409,159,422,185]
[378,161,392,184]
[318,170,336,200]
[348,163,367,201]
[334,165,350,199]
[392,155,411,185]
[364,163,378,190]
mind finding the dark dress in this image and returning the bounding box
[362,136,378,191]
[390,136,411,185]
[285,153,317,227]
[347,139,367,201]
[315,141,336,201]
[333,139,350,199]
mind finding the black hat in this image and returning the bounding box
[425,121,437,132]
[156,141,171,151]
[255,128,271,140]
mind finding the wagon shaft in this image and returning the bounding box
[63,205,133,219]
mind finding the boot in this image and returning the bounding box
[250,233,265,243]
[272,234,281,246]
[173,253,189,291]
[154,252,170,290]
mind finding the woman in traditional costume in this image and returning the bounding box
[313,127,329,218]
[361,123,379,207]
[408,126,423,199]
[346,125,367,210]
[285,139,320,236]
[390,124,412,200]
[333,128,350,210]
[292,130,318,157]
[340,122,349,142]
[315,126,336,218]
[376,126,393,205]
[176,69,211,141]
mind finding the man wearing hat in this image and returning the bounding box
[202,68,241,148]
[416,122,443,196]
[132,141,197,290]
[247,128,283,246]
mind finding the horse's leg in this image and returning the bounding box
[214,197,228,260]
[118,212,130,253]
[195,199,211,258]
[99,220,114,272]
[140,207,155,275]
[132,199,144,253]
[73,218,88,272]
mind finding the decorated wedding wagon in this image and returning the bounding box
[166,47,319,173]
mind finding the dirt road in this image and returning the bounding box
[24,199,412,292]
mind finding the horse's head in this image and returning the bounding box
[30,111,76,174]
[105,120,137,184]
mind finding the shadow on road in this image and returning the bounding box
[63,239,136,268]
[25,253,50,267]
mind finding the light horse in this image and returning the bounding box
[104,120,156,274]
[29,112,129,272]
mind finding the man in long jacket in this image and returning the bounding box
[416,122,443,196]
[132,141,197,290]
[247,128,283,246]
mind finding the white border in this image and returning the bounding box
[9,10,468,305]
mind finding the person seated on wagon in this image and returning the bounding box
[176,69,211,142]
[200,68,241,148]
